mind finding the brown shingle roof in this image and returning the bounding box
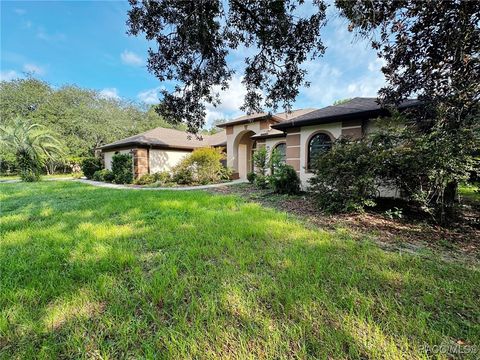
[272,98,421,130]
[217,108,317,127]
[99,127,227,151]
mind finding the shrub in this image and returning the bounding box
[92,169,114,182]
[384,207,403,220]
[21,169,40,182]
[172,165,194,184]
[368,122,477,222]
[269,148,283,175]
[254,174,269,189]
[219,166,233,181]
[72,171,83,179]
[247,171,256,183]
[111,153,133,184]
[308,138,378,213]
[172,147,225,185]
[134,173,156,185]
[253,146,268,175]
[271,164,301,194]
[153,171,172,184]
[134,171,173,186]
[81,157,102,179]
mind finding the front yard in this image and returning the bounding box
[1,181,479,358]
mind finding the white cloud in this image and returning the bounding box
[293,12,388,108]
[137,78,246,124]
[99,88,120,100]
[36,28,66,42]
[121,50,143,66]
[14,8,26,15]
[368,58,386,72]
[137,87,160,104]
[0,70,20,81]
[203,75,249,126]
[23,63,45,76]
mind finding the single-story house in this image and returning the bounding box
[97,127,226,178]
[98,97,419,187]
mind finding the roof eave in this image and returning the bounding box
[251,133,286,140]
[99,141,202,152]
[271,109,390,130]
[217,114,278,128]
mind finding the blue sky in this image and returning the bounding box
[1,1,386,126]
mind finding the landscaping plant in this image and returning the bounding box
[134,173,156,185]
[134,171,172,186]
[254,175,269,189]
[309,138,378,213]
[0,117,63,182]
[309,117,478,221]
[81,157,102,179]
[111,153,133,184]
[92,169,114,182]
[252,146,268,176]
[271,164,300,195]
[173,147,226,185]
[269,148,283,175]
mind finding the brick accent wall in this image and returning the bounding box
[260,119,275,130]
[133,148,149,179]
[285,128,301,173]
[341,119,363,139]
[286,146,300,159]
[341,127,363,139]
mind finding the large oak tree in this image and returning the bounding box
[127,0,327,133]
[127,0,479,133]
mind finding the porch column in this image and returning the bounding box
[225,126,239,179]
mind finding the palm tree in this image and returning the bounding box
[0,118,64,181]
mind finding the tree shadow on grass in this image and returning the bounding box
[1,181,479,358]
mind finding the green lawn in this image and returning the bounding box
[1,182,479,359]
[0,174,74,181]
[460,182,480,203]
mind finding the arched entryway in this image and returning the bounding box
[233,130,256,179]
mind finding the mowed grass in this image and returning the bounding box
[0,174,74,181]
[459,182,480,203]
[0,182,479,359]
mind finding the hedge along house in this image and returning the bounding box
[97,127,226,179]
[218,97,420,187]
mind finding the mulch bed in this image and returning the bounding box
[208,184,480,264]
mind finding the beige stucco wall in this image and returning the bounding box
[226,121,263,179]
[298,122,342,187]
[104,149,131,170]
[149,149,191,173]
[265,138,286,152]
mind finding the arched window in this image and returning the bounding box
[308,133,332,169]
[273,142,286,164]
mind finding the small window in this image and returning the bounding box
[308,133,332,169]
[273,142,286,164]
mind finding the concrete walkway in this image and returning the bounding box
[0,177,247,190]
[76,178,247,190]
